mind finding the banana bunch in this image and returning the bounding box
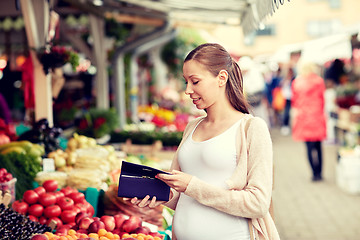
[0,140,45,162]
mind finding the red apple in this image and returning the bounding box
[100,215,115,231]
[88,220,105,233]
[78,217,94,230]
[75,212,89,224]
[112,228,123,235]
[121,216,142,233]
[114,213,127,229]
[76,228,88,234]
[55,225,71,235]
[65,222,76,229]
[133,226,151,235]
[150,231,164,239]
[92,217,100,221]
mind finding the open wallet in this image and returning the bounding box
[117,161,171,201]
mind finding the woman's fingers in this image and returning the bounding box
[148,196,157,208]
[138,195,150,207]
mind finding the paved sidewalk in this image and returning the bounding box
[271,128,360,240]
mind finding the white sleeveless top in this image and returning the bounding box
[173,118,250,240]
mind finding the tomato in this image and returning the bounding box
[11,200,29,215]
[28,215,38,222]
[42,179,58,192]
[23,190,39,204]
[39,216,47,225]
[72,205,81,214]
[33,186,46,196]
[74,202,87,212]
[57,196,74,211]
[47,216,63,228]
[68,192,85,203]
[53,191,65,201]
[60,209,77,224]
[44,204,61,218]
[60,186,77,197]
[28,204,44,217]
[39,192,57,206]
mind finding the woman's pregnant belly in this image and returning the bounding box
[173,194,250,240]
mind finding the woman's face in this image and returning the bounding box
[183,60,224,110]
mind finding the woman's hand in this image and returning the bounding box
[130,195,165,208]
[156,170,192,193]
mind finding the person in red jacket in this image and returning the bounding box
[291,60,327,181]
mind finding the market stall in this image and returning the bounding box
[0,0,292,239]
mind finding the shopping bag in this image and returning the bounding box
[272,87,286,111]
[118,161,171,201]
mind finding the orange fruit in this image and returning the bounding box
[98,228,108,236]
[88,233,100,240]
[121,233,131,238]
[153,237,162,240]
[136,236,145,240]
[145,236,154,240]
[68,229,77,236]
[45,232,53,237]
[105,232,114,239]
[113,233,120,239]
[99,237,109,240]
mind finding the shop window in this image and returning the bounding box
[255,24,276,36]
[307,19,342,37]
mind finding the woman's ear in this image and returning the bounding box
[218,70,228,86]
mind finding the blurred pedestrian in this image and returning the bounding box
[324,58,348,85]
[267,67,283,127]
[131,43,279,240]
[291,61,327,181]
[280,67,295,135]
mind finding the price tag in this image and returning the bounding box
[43,158,55,172]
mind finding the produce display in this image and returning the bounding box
[0,140,44,158]
[0,189,52,240]
[12,180,94,229]
[0,203,52,240]
[32,214,164,240]
[0,118,174,240]
[0,150,43,199]
[32,228,163,240]
[42,134,121,190]
[17,118,62,155]
[0,168,16,202]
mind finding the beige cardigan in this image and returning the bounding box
[164,114,280,240]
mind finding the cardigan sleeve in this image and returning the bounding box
[184,117,273,218]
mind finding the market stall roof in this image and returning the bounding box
[63,0,287,35]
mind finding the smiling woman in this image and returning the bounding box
[131,43,280,240]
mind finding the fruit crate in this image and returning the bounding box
[0,178,17,203]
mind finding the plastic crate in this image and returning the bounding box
[0,178,17,203]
